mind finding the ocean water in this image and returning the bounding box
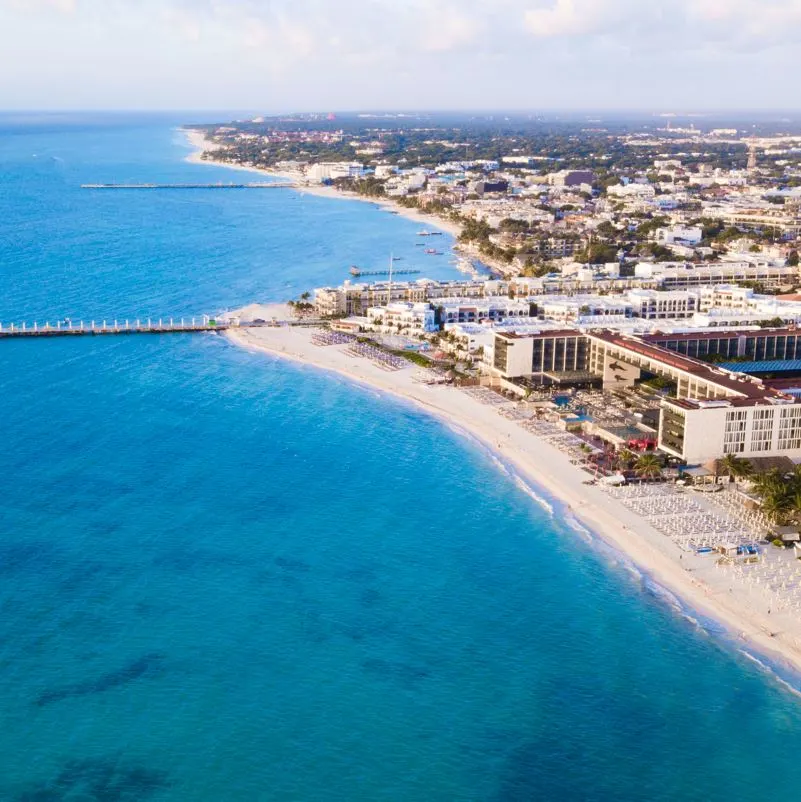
[2,113,801,801]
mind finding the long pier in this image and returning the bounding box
[0,317,228,339]
[81,183,298,190]
[349,269,421,278]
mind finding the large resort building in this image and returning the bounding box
[488,327,801,464]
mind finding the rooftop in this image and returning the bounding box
[588,330,793,403]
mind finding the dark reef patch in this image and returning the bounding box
[16,756,170,801]
[0,541,61,576]
[359,587,382,608]
[152,547,247,574]
[361,658,431,689]
[34,653,166,707]
[273,556,311,574]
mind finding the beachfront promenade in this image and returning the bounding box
[0,317,228,339]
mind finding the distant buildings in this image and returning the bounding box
[655,226,703,246]
[306,162,364,182]
[547,170,595,187]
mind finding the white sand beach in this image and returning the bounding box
[182,128,465,240]
[227,322,801,680]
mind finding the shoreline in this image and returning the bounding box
[181,128,504,274]
[225,323,801,686]
[181,127,801,687]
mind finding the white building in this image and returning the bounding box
[374,165,397,179]
[438,298,531,325]
[607,183,656,199]
[655,226,703,246]
[535,295,631,324]
[306,162,364,182]
[634,261,797,288]
[660,397,801,464]
[366,302,437,334]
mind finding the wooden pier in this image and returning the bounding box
[81,183,298,190]
[0,317,228,339]
[349,269,421,278]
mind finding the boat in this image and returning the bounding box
[425,249,442,255]
[429,231,443,236]
[417,231,432,236]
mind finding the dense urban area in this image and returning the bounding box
[201,112,801,544]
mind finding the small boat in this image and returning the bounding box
[418,231,432,236]
[429,231,443,236]
[425,249,442,255]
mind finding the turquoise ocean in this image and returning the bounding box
[2,112,801,801]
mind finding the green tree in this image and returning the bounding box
[718,454,753,484]
[761,493,790,525]
[634,454,663,481]
[751,468,784,499]
[576,243,618,264]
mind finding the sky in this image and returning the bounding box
[1,0,801,111]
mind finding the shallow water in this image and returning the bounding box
[2,113,801,801]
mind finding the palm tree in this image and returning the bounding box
[634,454,662,482]
[751,468,784,498]
[718,454,753,484]
[760,492,790,525]
[615,448,635,472]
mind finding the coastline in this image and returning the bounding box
[225,323,801,684]
[182,128,494,263]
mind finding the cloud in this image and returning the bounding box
[419,4,481,51]
[1,0,799,109]
[161,7,202,41]
[520,0,801,50]
[523,0,604,37]
[2,0,77,11]
[690,0,801,43]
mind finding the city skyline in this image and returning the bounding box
[2,0,801,111]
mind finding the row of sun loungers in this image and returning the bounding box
[604,485,757,551]
[344,343,408,371]
[310,330,356,346]
[459,387,509,406]
[703,486,774,535]
[720,552,801,613]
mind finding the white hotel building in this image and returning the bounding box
[366,302,437,334]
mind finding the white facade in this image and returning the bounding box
[607,183,656,199]
[634,261,797,288]
[374,165,396,179]
[656,226,703,245]
[660,398,801,463]
[306,162,364,182]
[537,296,631,323]
[438,298,530,324]
[626,289,699,320]
[366,302,437,334]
